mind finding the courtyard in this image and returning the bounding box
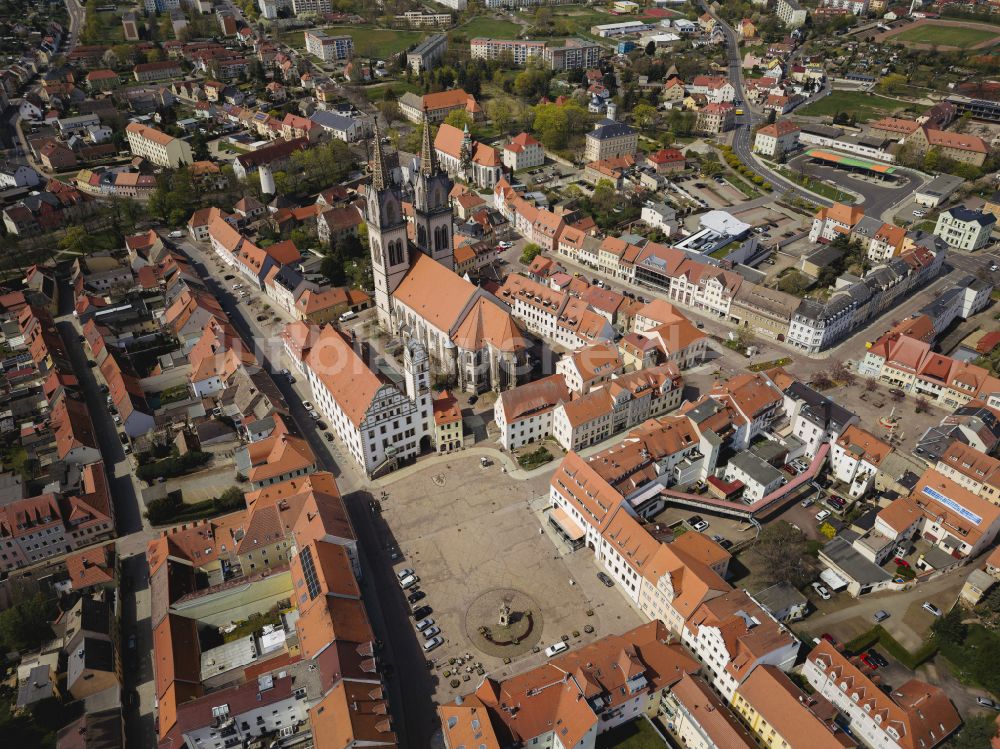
[376,454,644,702]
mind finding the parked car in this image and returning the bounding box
[811,582,832,601]
[597,572,614,587]
[168,230,184,238]
[339,310,357,322]
[316,421,328,431]
[395,568,414,581]
[868,650,888,668]
[922,602,942,617]
[411,605,432,620]
[815,510,831,522]
[800,497,814,507]
[859,652,877,669]
[398,574,419,590]
[302,400,313,410]
[414,618,434,632]
[820,632,837,645]
[324,432,334,442]
[873,610,890,623]
[407,590,425,605]
[423,636,443,652]
[422,626,441,639]
[977,697,1000,710]
[692,520,709,532]
[893,557,910,568]
[544,641,569,658]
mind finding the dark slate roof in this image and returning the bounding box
[588,119,636,140]
[946,206,995,226]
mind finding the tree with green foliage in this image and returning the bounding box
[532,101,588,151]
[946,714,998,749]
[487,98,513,136]
[59,225,91,255]
[631,103,658,131]
[520,243,542,265]
[932,606,967,644]
[876,73,907,95]
[0,593,54,651]
[778,270,810,296]
[444,108,473,132]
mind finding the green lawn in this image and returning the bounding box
[595,719,667,749]
[285,26,425,58]
[892,23,1000,48]
[797,91,909,122]
[452,16,522,39]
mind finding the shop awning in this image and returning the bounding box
[550,508,585,541]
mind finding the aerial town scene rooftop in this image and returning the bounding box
[2,0,1000,747]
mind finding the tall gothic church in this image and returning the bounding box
[364,117,527,393]
[367,117,454,331]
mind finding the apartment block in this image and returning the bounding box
[125,122,192,168]
[304,30,353,62]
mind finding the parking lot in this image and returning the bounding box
[376,454,644,702]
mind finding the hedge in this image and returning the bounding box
[844,625,938,670]
[137,450,211,483]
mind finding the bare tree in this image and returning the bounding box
[750,521,818,589]
[865,378,879,393]
[810,371,834,390]
[915,396,930,414]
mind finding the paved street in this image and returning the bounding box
[174,236,455,747]
[54,277,157,749]
[699,1,833,208]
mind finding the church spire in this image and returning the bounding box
[419,115,437,176]
[371,120,389,191]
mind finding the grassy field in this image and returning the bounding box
[452,16,522,39]
[594,718,666,749]
[797,90,908,122]
[892,23,1000,48]
[283,26,425,58]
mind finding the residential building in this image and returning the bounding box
[875,468,1000,561]
[775,0,808,27]
[494,373,569,450]
[723,451,786,501]
[733,665,855,748]
[773,373,858,457]
[696,103,735,134]
[502,132,545,171]
[498,273,615,350]
[433,391,463,452]
[935,440,1000,505]
[133,61,182,82]
[663,673,756,749]
[933,206,995,251]
[868,222,907,263]
[859,332,1000,410]
[556,341,624,394]
[304,30,353,62]
[405,33,448,74]
[470,37,546,65]
[682,590,799,699]
[809,201,864,243]
[543,38,603,70]
[440,622,699,749]
[584,118,638,162]
[803,640,960,749]
[124,122,192,168]
[551,363,683,451]
[753,120,800,158]
[830,424,892,498]
[907,126,989,167]
[399,88,481,125]
[0,462,114,574]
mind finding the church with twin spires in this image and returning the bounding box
[365,117,528,394]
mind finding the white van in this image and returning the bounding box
[339,310,357,322]
[544,641,569,658]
